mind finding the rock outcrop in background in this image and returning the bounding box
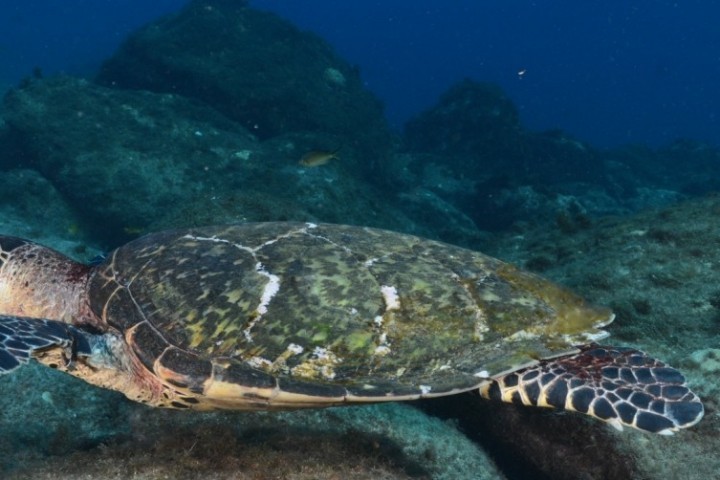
[1,76,416,245]
[96,0,393,180]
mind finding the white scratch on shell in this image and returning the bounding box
[255,262,280,314]
[374,345,391,355]
[380,285,400,311]
[508,329,538,341]
[243,262,280,342]
[313,346,330,360]
[246,356,272,369]
[287,343,304,355]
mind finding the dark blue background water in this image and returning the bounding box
[2,0,717,148]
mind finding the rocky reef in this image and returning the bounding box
[475,194,720,480]
[96,0,393,180]
[1,76,423,246]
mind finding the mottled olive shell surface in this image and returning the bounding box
[88,222,612,399]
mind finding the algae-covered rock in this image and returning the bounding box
[421,395,638,480]
[405,80,521,157]
[401,79,608,231]
[602,140,720,203]
[404,79,602,186]
[688,348,720,373]
[481,194,720,480]
[2,77,415,245]
[96,0,393,176]
[396,186,489,248]
[0,168,92,252]
[1,371,503,479]
[3,76,259,242]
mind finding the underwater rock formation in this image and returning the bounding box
[2,76,258,242]
[1,364,501,479]
[404,79,602,184]
[401,79,609,230]
[603,139,720,202]
[96,0,393,178]
[482,194,720,479]
[0,169,88,250]
[399,78,720,231]
[405,80,522,158]
[1,76,420,246]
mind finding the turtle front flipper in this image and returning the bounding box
[479,344,704,435]
[0,315,92,374]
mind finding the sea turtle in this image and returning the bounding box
[0,222,704,435]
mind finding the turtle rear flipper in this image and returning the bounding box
[480,344,704,435]
[0,315,91,374]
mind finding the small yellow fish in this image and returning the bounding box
[298,149,340,167]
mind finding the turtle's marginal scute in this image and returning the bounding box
[127,321,169,372]
[278,376,347,398]
[156,346,213,392]
[216,360,277,389]
[479,344,704,434]
[96,283,149,333]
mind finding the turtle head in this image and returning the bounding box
[0,235,92,324]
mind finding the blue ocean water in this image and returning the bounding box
[0,1,185,80]
[1,1,718,147]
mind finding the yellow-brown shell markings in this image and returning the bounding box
[88,222,613,397]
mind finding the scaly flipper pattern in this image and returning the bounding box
[479,344,704,435]
[0,315,89,373]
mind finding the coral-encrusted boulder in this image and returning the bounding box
[2,77,420,244]
[405,79,522,159]
[96,0,393,171]
[2,77,260,240]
